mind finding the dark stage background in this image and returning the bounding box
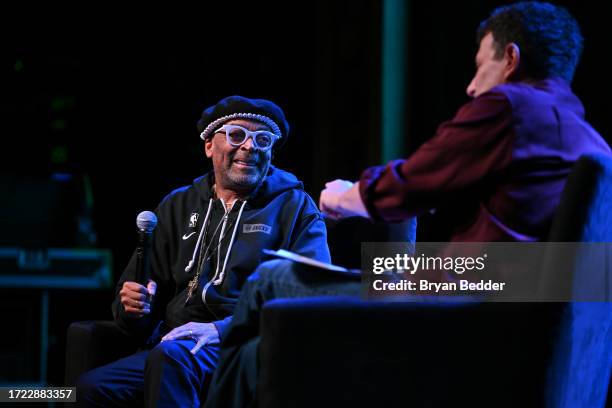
[2,1,611,387]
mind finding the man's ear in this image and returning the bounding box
[504,42,521,80]
[204,138,213,158]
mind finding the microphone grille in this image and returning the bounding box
[136,211,158,233]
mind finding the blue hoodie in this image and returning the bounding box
[112,166,329,341]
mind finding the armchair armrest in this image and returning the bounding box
[64,320,140,385]
[258,297,567,407]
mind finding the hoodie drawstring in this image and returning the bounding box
[184,198,213,273]
[201,200,247,303]
[213,200,247,285]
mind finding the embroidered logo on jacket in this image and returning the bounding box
[188,213,199,228]
[182,231,197,240]
[243,224,272,234]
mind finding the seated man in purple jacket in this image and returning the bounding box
[205,2,611,407]
[322,2,610,241]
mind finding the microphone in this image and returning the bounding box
[135,211,158,284]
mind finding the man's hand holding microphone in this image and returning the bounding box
[121,210,158,318]
[120,279,157,317]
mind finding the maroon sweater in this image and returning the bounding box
[359,79,611,241]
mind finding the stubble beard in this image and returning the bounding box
[222,159,270,195]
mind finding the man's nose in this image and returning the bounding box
[466,79,477,98]
[240,136,257,150]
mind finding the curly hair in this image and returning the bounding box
[476,2,583,82]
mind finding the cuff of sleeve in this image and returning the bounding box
[359,165,385,220]
[212,316,233,342]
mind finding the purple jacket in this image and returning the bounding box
[360,79,611,241]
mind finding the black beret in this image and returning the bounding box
[197,95,289,149]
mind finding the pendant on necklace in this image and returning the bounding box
[185,276,198,304]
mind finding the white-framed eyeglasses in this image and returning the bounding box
[214,124,279,152]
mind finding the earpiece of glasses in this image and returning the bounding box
[214,125,279,151]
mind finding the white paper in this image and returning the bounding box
[262,249,360,275]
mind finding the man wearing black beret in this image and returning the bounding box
[76,96,330,407]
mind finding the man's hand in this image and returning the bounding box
[119,280,157,317]
[319,179,370,219]
[161,322,220,354]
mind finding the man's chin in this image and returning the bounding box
[225,162,268,192]
[228,172,263,190]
